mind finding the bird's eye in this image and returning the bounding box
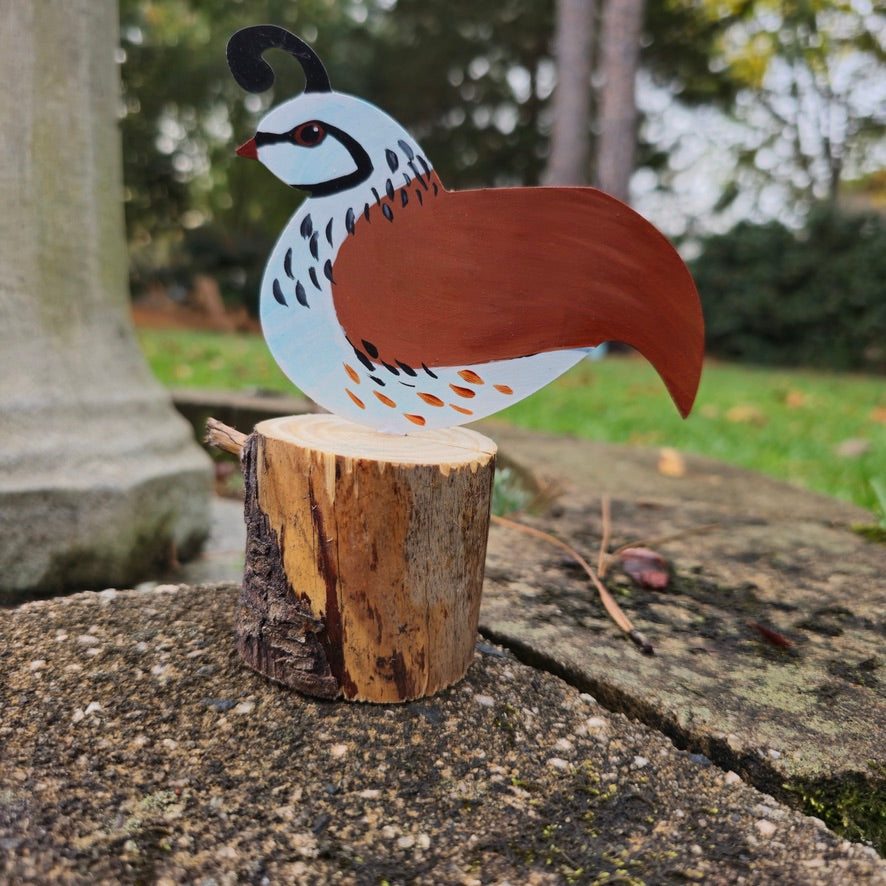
[291,122,326,147]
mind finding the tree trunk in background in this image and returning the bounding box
[543,0,596,186]
[0,0,211,600]
[595,0,644,202]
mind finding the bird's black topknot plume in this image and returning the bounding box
[227,25,331,94]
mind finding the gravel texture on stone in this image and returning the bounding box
[2,583,883,884]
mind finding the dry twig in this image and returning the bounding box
[597,494,612,578]
[205,417,247,456]
[491,513,654,654]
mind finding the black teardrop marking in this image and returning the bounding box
[396,360,417,376]
[325,218,334,245]
[283,248,294,279]
[422,363,438,379]
[369,375,385,386]
[309,267,321,290]
[323,259,335,283]
[401,190,409,207]
[295,280,309,307]
[371,187,381,205]
[354,348,375,371]
[402,173,412,186]
[382,361,400,376]
[363,203,371,221]
[398,139,415,161]
[385,178,395,200]
[416,189,424,205]
[417,155,432,178]
[345,207,356,235]
[410,162,429,189]
[432,181,439,196]
[272,278,288,307]
[386,149,399,173]
[382,204,394,222]
[300,214,313,238]
[309,232,319,260]
[399,381,416,388]
[362,339,379,358]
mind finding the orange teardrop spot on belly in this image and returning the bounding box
[346,389,366,409]
[494,384,514,395]
[344,363,360,384]
[450,404,474,415]
[449,384,476,399]
[404,413,426,426]
[417,392,444,407]
[374,391,397,408]
[457,369,484,385]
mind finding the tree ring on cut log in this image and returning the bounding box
[260,413,497,468]
[238,414,497,702]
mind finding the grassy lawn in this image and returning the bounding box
[138,327,293,393]
[137,327,886,516]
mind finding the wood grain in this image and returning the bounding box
[239,415,496,702]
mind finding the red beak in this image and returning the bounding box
[236,138,258,159]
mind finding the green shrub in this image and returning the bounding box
[691,205,886,373]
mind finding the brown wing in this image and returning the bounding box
[332,177,704,416]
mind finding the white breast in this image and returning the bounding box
[259,170,586,435]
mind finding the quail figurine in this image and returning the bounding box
[227,25,704,434]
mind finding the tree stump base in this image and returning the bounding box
[236,414,497,703]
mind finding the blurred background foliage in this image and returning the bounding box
[692,205,886,372]
[119,0,886,371]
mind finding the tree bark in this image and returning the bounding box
[231,415,497,703]
[543,0,596,186]
[595,0,645,202]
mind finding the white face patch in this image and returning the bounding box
[258,136,357,190]
[252,92,420,195]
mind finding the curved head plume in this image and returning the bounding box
[226,25,331,94]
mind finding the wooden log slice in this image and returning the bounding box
[237,414,497,702]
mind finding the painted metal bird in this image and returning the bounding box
[227,25,704,434]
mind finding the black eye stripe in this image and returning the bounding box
[254,131,286,148]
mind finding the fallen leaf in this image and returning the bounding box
[834,438,871,458]
[725,404,767,426]
[657,447,686,478]
[784,390,807,408]
[748,621,794,648]
[619,547,670,590]
[870,406,886,424]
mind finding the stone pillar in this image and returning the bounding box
[0,0,212,600]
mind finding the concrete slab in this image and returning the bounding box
[480,424,885,851]
[1,584,882,884]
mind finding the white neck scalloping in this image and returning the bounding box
[259,135,430,396]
